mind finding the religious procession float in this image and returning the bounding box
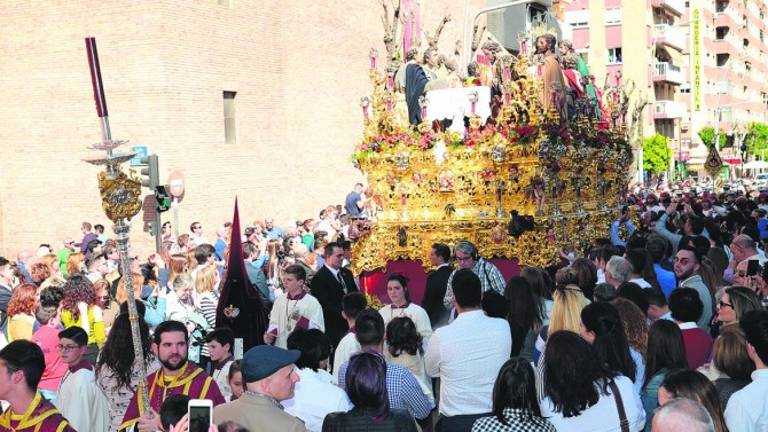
[350,3,641,276]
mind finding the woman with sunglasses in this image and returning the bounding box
[715,286,761,328]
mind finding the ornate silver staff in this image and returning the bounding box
[82,37,149,414]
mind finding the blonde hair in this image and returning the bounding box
[548,284,589,336]
[116,273,145,304]
[195,264,218,295]
[173,273,193,291]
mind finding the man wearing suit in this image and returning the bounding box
[310,242,358,350]
[422,243,453,328]
[0,257,16,333]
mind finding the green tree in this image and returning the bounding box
[746,122,768,157]
[643,133,672,174]
[698,127,727,149]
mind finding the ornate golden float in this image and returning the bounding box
[350,8,635,274]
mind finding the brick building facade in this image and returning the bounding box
[0,0,482,256]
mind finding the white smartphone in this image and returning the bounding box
[188,399,213,432]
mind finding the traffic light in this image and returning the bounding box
[155,185,171,213]
[140,154,159,189]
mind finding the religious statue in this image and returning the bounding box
[559,40,601,120]
[559,53,584,120]
[533,34,565,118]
[477,40,502,87]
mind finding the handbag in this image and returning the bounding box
[609,380,631,432]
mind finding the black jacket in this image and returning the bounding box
[310,265,358,349]
[422,265,453,327]
[322,409,419,432]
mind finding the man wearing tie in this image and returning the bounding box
[310,242,358,350]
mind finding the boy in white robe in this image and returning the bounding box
[264,264,325,349]
[55,326,110,432]
[332,292,367,384]
[206,328,235,401]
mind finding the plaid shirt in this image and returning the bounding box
[443,258,506,309]
[337,355,434,420]
[471,408,557,432]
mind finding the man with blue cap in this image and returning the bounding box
[213,345,306,431]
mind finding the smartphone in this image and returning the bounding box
[747,260,761,277]
[188,399,213,432]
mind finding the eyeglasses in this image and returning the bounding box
[456,255,472,262]
[57,344,81,352]
[718,300,733,309]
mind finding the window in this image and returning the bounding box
[605,8,622,25]
[608,47,623,64]
[745,61,752,72]
[223,91,236,144]
[217,0,232,7]
[566,10,589,28]
[716,27,728,40]
[716,53,729,66]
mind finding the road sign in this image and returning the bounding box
[130,145,149,166]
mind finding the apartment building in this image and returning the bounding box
[563,0,768,174]
[681,0,768,169]
[561,0,682,180]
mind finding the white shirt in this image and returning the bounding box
[541,375,645,432]
[268,292,325,349]
[281,368,353,432]
[332,331,360,384]
[628,277,652,289]
[425,310,511,416]
[725,369,768,432]
[56,365,111,432]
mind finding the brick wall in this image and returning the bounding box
[0,0,483,257]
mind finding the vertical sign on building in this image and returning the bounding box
[693,8,701,111]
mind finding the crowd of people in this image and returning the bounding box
[1,183,768,431]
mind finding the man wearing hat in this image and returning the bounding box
[214,345,306,431]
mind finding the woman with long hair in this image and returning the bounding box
[96,306,160,431]
[65,252,85,277]
[385,317,433,403]
[571,258,598,301]
[504,276,544,361]
[540,331,646,431]
[6,283,39,342]
[60,274,105,363]
[472,357,556,431]
[533,272,589,363]
[658,370,728,432]
[715,285,761,328]
[194,263,219,364]
[322,352,418,431]
[520,267,553,324]
[378,275,431,346]
[707,326,755,409]
[641,320,687,430]
[612,297,649,357]
[166,254,189,289]
[580,302,639,393]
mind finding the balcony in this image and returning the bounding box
[716,81,735,94]
[654,100,685,119]
[652,0,685,16]
[655,24,686,51]
[654,62,685,84]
